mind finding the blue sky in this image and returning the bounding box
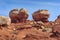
[0,0,60,21]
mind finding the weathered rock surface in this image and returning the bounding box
[17,8,28,23]
[32,10,50,23]
[55,15,60,24]
[9,9,19,23]
[0,16,11,26]
[0,21,60,40]
[0,9,60,40]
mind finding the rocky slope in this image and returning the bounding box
[0,9,60,40]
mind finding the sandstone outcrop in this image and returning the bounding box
[0,16,11,27]
[50,24,60,40]
[17,8,28,23]
[32,10,53,33]
[9,9,19,23]
[32,10,50,23]
[55,15,60,24]
[0,9,60,40]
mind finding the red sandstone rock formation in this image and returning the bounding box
[9,9,19,23]
[52,24,60,36]
[17,8,28,23]
[32,10,50,23]
[0,9,60,40]
[50,24,60,40]
[55,15,60,24]
[0,21,60,40]
[0,16,11,27]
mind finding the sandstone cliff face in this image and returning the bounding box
[0,9,60,40]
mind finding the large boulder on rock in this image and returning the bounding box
[17,8,28,22]
[32,10,50,22]
[9,9,19,23]
[0,16,11,27]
